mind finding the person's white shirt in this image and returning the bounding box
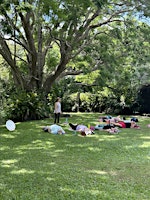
[54,101,61,113]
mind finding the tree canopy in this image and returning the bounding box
[0,0,150,93]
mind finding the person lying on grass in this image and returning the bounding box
[69,123,94,136]
[106,119,140,129]
[99,115,121,123]
[95,117,140,132]
[99,115,139,124]
[95,124,119,134]
[95,124,115,130]
[43,124,65,135]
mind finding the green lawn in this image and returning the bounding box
[0,113,150,200]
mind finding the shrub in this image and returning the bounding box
[5,90,49,122]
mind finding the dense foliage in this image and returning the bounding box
[0,0,150,121]
[4,90,49,122]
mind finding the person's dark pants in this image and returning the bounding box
[125,122,131,128]
[103,125,114,129]
[54,113,60,124]
[69,123,78,130]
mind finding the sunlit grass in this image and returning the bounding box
[0,113,150,200]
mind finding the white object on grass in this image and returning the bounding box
[6,120,16,131]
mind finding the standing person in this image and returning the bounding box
[54,97,62,124]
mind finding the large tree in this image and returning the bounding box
[0,0,149,93]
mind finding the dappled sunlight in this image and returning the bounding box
[32,139,55,146]
[0,128,20,140]
[0,134,16,139]
[139,142,150,148]
[11,168,35,174]
[88,147,102,152]
[11,130,21,135]
[59,187,76,193]
[87,189,101,195]
[1,159,19,168]
[15,139,56,151]
[11,138,66,158]
[59,186,104,198]
[109,171,118,176]
[14,149,27,155]
[51,153,61,158]
[6,138,61,156]
[66,143,91,148]
[46,162,56,166]
[85,168,118,177]
[86,169,108,175]
[91,134,105,141]
[139,116,150,122]
[140,136,150,139]
[0,114,150,200]
[103,135,120,140]
[92,131,117,141]
[46,177,55,181]
[35,123,43,129]
[1,159,18,164]
[55,149,64,153]
[96,134,120,141]
[98,138,105,141]
[0,146,11,151]
[125,141,150,149]
[15,144,49,150]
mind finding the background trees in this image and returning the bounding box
[0,0,150,121]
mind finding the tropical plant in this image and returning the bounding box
[0,0,149,93]
[4,90,49,121]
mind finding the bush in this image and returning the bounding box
[5,90,49,122]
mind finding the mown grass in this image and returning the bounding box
[0,113,150,200]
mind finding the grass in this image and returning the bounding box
[0,113,150,200]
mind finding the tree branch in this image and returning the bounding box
[90,8,135,29]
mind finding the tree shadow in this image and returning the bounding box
[0,117,149,199]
